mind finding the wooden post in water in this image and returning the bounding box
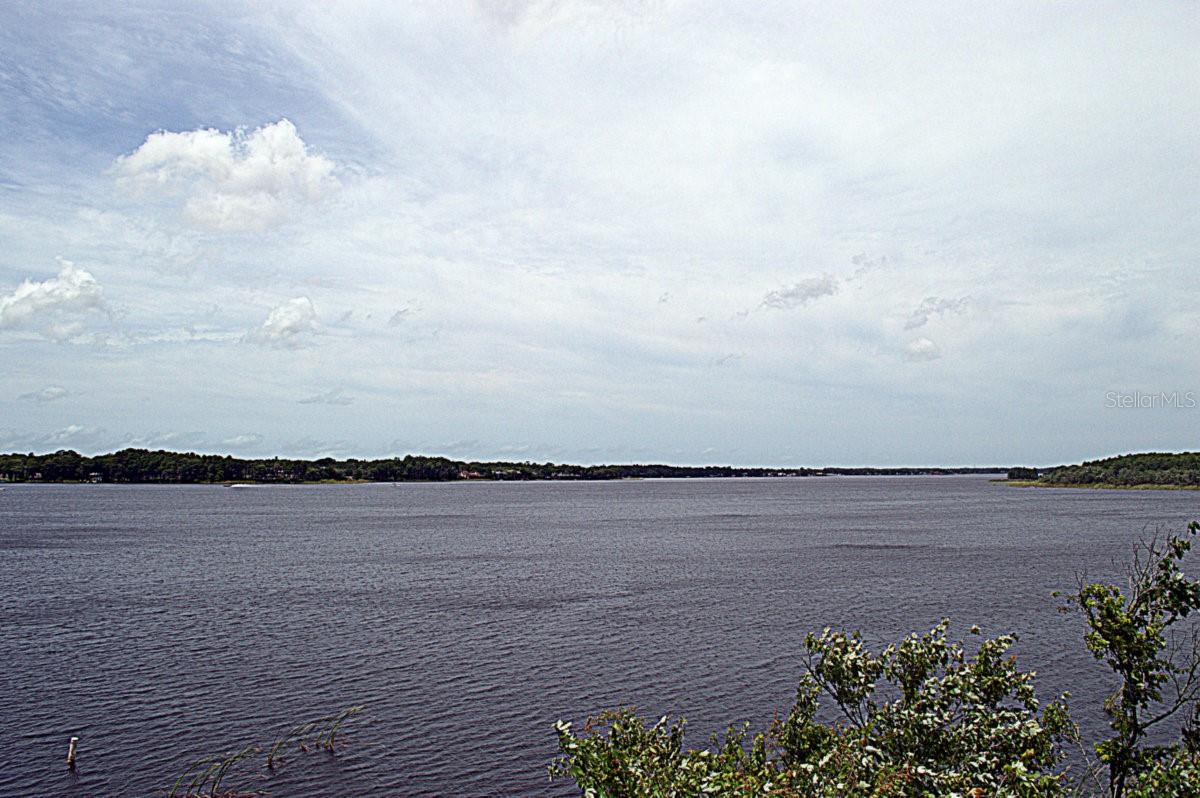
[67,737,78,769]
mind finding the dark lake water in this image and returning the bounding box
[1,476,1197,796]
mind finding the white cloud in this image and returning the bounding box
[115,119,337,232]
[299,388,354,405]
[74,208,210,274]
[121,431,210,450]
[905,296,969,329]
[46,321,86,341]
[762,275,839,310]
[278,436,352,458]
[246,296,319,348]
[2,4,1198,465]
[222,433,264,448]
[848,254,891,282]
[0,258,107,339]
[19,386,69,403]
[0,424,111,452]
[904,337,941,362]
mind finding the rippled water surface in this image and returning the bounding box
[2,477,1197,796]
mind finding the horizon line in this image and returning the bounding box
[0,444,1118,471]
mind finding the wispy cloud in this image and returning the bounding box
[0,3,1196,464]
[848,254,891,282]
[904,337,941,362]
[277,436,352,458]
[298,388,353,405]
[18,386,68,403]
[762,275,839,310]
[905,296,969,329]
[0,424,111,452]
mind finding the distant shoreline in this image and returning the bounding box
[0,447,1007,485]
[0,470,1008,486]
[1002,452,1200,492]
[1,473,1009,486]
[1002,479,1200,492]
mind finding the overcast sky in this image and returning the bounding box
[0,1,1197,466]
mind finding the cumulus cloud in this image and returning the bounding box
[0,258,107,339]
[4,4,1196,466]
[115,119,337,232]
[762,275,839,309]
[905,296,969,329]
[299,388,354,405]
[19,386,69,403]
[904,337,941,361]
[247,297,319,348]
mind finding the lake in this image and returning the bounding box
[1,476,1196,796]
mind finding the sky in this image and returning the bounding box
[0,1,1197,467]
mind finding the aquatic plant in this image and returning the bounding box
[265,705,365,768]
[166,705,365,797]
[168,744,259,798]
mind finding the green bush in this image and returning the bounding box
[551,522,1200,797]
[551,623,1073,797]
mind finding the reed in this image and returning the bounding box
[167,705,365,797]
[168,745,259,798]
[266,705,365,768]
[322,705,365,750]
[210,746,260,796]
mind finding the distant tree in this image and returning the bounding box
[1041,453,1200,487]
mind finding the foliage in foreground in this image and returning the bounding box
[551,522,1200,797]
[1059,521,1200,797]
[551,624,1073,797]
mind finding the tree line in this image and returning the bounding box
[1011,452,1200,488]
[0,448,819,483]
[0,448,1009,484]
